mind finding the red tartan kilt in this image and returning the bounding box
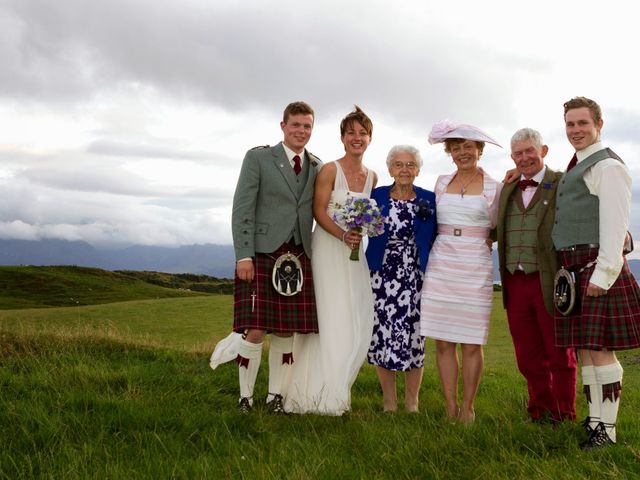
[554,247,640,350]
[233,243,318,334]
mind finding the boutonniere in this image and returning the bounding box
[416,198,434,221]
[542,182,552,190]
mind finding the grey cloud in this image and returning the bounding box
[2,0,527,126]
[88,140,216,162]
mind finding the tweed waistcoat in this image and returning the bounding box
[505,190,542,274]
[552,148,622,249]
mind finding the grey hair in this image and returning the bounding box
[510,128,543,151]
[386,145,423,169]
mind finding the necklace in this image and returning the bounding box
[456,171,479,198]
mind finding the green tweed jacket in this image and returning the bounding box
[496,168,561,315]
[232,142,322,260]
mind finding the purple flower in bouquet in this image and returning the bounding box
[332,196,385,260]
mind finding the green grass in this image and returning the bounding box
[1,293,639,479]
[0,266,222,310]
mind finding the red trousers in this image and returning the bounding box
[504,271,577,421]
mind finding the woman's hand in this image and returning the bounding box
[342,229,363,249]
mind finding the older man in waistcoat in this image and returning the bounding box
[497,128,577,424]
[552,96,640,449]
[231,101,321,414]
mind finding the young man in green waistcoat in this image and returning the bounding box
[552,96,640,449]
[497,128,577,424]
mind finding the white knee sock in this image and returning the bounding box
[237,338,263,405]
[267,335,294,402]
[581,365,600,430]
[595,361,623,443]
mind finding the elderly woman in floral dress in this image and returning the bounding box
[365,145,437,412]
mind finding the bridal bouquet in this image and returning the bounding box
[332,196,385,261]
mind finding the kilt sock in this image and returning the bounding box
[238,338,263,405]
[267,335,294,402]
[596,362,624,442]
[582,365,601,431]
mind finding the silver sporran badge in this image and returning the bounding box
[272,252,303,296]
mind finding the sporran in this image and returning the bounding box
[271,252,303,296]
[554,266,579,316]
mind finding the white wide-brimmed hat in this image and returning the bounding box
[428,120,502,148]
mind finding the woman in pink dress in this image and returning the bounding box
[419,121,502,424]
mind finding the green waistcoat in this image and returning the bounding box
[505,190,542,274]
[552,148,622,250]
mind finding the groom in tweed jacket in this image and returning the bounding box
[231,101,321,413]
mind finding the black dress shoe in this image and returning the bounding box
[579,422,615,450]
[266,394,287,415]
[238,397,252,414]
[580,416,594,434]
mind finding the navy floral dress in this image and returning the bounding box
[368,198,425,371]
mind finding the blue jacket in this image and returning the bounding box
[365,184,437,272]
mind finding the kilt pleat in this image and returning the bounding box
[554,247,640,350]
[233,243,318,333]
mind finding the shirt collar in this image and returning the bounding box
[519,165,546,183]
[576,141,604,162]
[282,143,304,166]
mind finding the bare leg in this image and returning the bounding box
[435,340,459,418]
[245,328,267,344]
[376,366,398,412]
[404,367,424,412]
[459,343,483,424]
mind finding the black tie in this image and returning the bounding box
[566,154,578,172]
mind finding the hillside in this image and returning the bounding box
[0,239,235,278]
[0,266,232,310]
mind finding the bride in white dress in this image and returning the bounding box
[284,106,378,415]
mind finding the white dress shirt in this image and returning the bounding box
[576,141,632,289]
[282,143,305,169]
[520,166,546,209]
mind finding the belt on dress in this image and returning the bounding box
[557,243,599,252]
[437,225,490,238]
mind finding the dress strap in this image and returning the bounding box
[333,161,348,191]
[363,167,374,195]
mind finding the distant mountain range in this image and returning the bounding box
[1,238,640,282]
[0,239,236,278]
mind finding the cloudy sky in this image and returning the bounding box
[2,0,640,251]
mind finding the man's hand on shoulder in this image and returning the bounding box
[503,168,519,183]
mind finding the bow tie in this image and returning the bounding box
[517,179,539,191]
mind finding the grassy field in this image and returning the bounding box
[1,291,639,479]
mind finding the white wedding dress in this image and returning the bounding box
[284,161,375,415]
